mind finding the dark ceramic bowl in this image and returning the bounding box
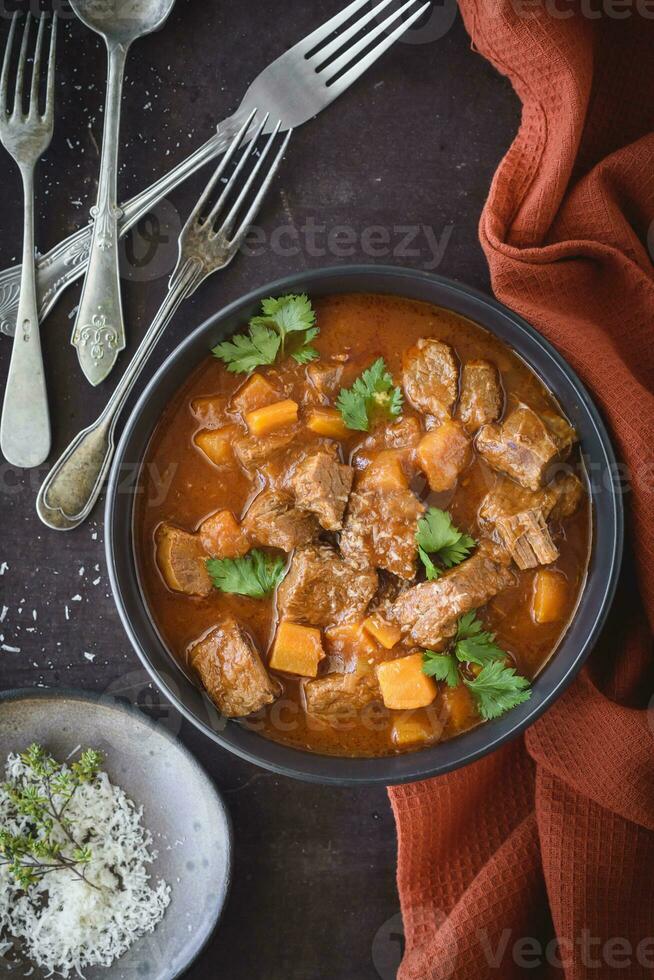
[105,266,623,785]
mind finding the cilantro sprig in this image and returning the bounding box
[206,549,286,598]
[212,294,318,373]
[416,508,476,580]
[211,322,281,373]
[464,661,532,721]
[335,358,403,432]
[422,611,531,721]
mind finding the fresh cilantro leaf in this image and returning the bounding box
[416,508,476,579]
[211,322,281,373]
[292,346,319,365]
[455,610,483,640]
[206,550,286,598]
[418,546,439,581]
[453,612,506,667]
[336,386,369,431]
[251,294,315,341]
[464,661,532,721]
[251,293,317,357]
[212,294,319,372]
[335,357,403,432]
[291,325,320,364]
[422,651,459,687]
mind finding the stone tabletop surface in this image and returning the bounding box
[0,2,519,977]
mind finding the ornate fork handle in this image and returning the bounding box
[0,113,243,338]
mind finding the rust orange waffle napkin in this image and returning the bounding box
[389,4,654,977]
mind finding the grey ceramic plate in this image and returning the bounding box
[0,689,232,980]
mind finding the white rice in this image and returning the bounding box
[0,753,170,977]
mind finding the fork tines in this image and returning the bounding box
[303,0,430,85]
[0,10,57,122]
[185,109,292,251]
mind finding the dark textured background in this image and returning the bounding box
[0,2,519,977]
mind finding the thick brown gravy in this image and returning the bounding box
[135,293,591,757]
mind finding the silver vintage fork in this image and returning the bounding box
[0,12,57,468]
[0,0,429,340]
[36,109,291,530]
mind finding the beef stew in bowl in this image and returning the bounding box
[135,291,591,758]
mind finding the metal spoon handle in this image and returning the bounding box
[1,166,50,468]
[37,259,202,530]
[71,41,128,387]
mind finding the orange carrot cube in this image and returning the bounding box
[325,621,378,660]
[306,407,350,440]
[532,569,568,624]
[360,450,408,491]
[441,684,475,732]
[245,399,299,436]
[391,710,442,748]
[194,425,239,465]
[376,653,437,710]
[417,421,471,492]
[269,621,325,677]
[362,615,402,650]
[198,510,249,559]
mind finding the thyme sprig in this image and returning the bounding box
[0,744,103,891]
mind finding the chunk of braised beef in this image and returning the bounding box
[359,417,423,455]
[277,544,378,626]
[476,404,577,491]
[303,669,383,723]
[188,618,280,717]
[289,450,353,531]
[306,359,345,402]
[402,338,459,420]
[233,427,297,471]
[456,359,503,434]
[493,510,559,569]
[548,472,584,521]
[230,372,281,416]
[340,485,425,581]
[388,541,514,648]
[478,472,584,569]
[478,476,558,526]
[190,395,228,428]
[155,523,212,597]
[369,570,410,614]
[242,489,318,552]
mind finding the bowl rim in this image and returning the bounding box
[105,264,624,786]
[0,685,233,979]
